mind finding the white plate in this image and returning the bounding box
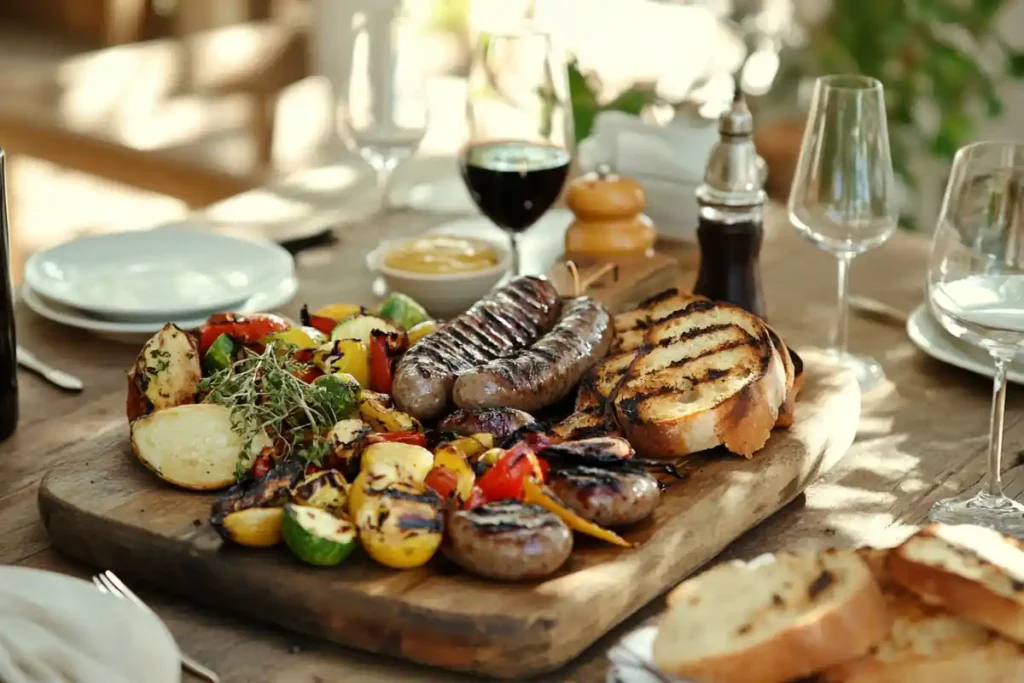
[24,227,294,321]
[0,566,179,683]
[23,274,298,336]
[607,626,687,683]
[906,303,1024,385]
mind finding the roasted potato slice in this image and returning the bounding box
[355,480,443,569]
[126,323,202,422]
[130,403,271,490]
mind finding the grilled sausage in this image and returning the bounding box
[437,407,538,443]
[392,276,561,421]
[547,465,660,527]
[452,296,614,413]
[444,501,572,580]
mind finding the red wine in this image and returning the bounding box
[460,141,571,233]
[693,216,766,319]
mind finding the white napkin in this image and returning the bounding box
[0,567,180,683]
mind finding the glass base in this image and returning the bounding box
[825,350,885,391]
[930,491,1024,538]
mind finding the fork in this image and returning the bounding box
[92,570,220,683]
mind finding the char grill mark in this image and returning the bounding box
[657,323,733,347]
[666,338,758,370]
[443,325,492,363]
[450,317,505,355]
[464,501,561,533]
[637,287,679,309]
[477,303,534,347]
[551,466,625,493]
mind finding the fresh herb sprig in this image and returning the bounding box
[198,345,347,474]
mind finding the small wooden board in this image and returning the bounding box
[38,351,858,679]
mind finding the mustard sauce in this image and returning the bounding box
[384,236,499,275]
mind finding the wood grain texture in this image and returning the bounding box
[37,352,858,678]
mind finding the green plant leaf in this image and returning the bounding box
[567,59,600,143]
[1009,51,1024,77]
[603,87,657,117]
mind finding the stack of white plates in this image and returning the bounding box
[22,225,298,340]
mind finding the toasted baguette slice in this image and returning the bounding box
[822,547,1024,683]
[652,550,890,683]
[611,288,708,354]
[576,290,709,411]
[613,301,788,458]
[887,523,1024,644]
[547,406,617,442]
[766,326,798,429]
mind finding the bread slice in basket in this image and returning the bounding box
[886,523,1024,644]
[651,550,890,683]
[821,547,1024,683]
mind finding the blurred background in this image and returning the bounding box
[1,0,1023,279]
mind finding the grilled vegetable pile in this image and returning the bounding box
[123,286,669,579]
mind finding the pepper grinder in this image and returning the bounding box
[692,85,768,319]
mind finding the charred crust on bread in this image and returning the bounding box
[809,570,835,599]
[636,287,680,310]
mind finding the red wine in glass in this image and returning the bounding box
[460,140,571,275]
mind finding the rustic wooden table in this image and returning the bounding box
[2,204,1015,682]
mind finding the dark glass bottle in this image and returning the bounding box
[0,150,19,440]
[692,87,768,320]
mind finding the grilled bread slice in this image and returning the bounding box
[652,550,890,683]
[822,547,1024,683]
[576,289,709,411]
[612,301,789,458]
[610,288,709,355]
[766,326,799,429]
[887,523,1024,644]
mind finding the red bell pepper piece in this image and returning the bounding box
[366,430,427,447]
[300,305,337,336]
[291,364,324,384]
[424,465,459,500]
[369,330,395,393]
[198,313,289,356]
[304,464,324,477]
[537,456,550,481]
[476,444,541,502]
[252,453,273,479]
[462,486,486,509]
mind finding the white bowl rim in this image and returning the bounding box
[367,234,511,281]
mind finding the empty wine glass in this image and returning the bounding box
[788,75,899,390]
[928,141,1024,536]
[345,3,428,211]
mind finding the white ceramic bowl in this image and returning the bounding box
[366,236,511,317]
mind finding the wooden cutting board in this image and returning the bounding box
[38,350,858,679]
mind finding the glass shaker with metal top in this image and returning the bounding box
[692,86,768,320]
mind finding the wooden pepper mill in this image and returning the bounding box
[564,165,657,262]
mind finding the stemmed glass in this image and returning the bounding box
[788,75,899,390]
[461,27,573,276]
[928,141,1024,536]
[345,3,428,212]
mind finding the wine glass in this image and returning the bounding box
[344,3,428,212]
[788,75,899,390]
[461,27,573,276]
[928,141,1024,536]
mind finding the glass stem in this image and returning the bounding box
[986,354,1013,497]
[376,165,392,211]
[509,232,521,277]
[832,252,854,355]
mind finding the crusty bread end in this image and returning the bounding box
[887,523,1024,645]
[652,550,890,683]
[822,544,1024,683]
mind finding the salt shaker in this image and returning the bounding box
[692,86,768,319]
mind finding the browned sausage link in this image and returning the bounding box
[443,501,573,580]
[437,407,538,442]
[452,296,614,413]
[392,276,561,421]
[547,466,660,527]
